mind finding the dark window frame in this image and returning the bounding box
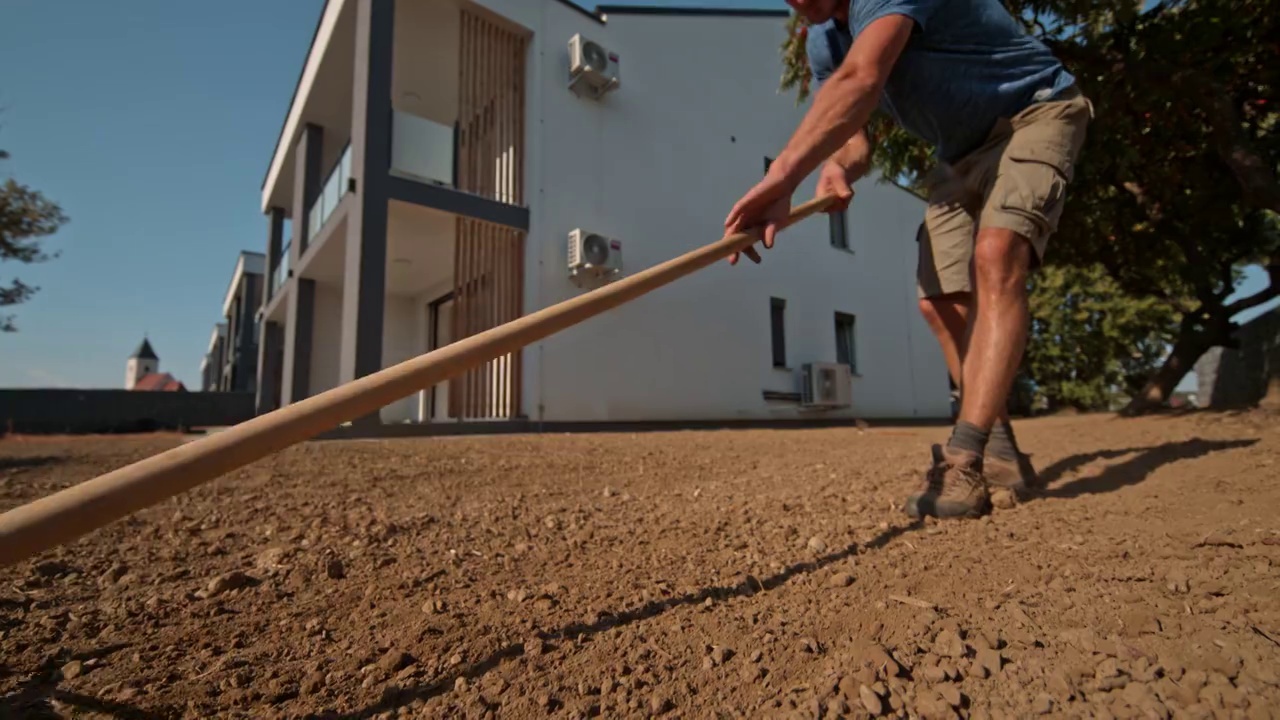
[834,311,857,374]
[770,297,787,368]
[829,209,849,250]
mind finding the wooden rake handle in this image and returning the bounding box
[0,195,838,568]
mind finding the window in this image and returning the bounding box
[830,209,849,250]
[770,297,787,368]
[835,312,857,374]
[763,156,774,174]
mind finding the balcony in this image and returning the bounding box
[273,238,292,295]
[307,143,353,245]
[390,111,454,187]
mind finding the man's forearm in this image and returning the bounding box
[831,129,873,178]
[768,69,882,187]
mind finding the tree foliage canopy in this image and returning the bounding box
[1,147,69,333]
[779,0,1279,411]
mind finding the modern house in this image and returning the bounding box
[253,0,950,430]
[202,252,265,394]
[200,323,227,392]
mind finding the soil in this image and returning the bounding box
[2,410,1279,719]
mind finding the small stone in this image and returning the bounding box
[934,630,965,659]
[60,661,84,680]
[202,571,253,599]
[649,695,672,715]
[938,683,962,707]
[749,649,763,663]
[991,489,1017,510]
[923,665,948,683]
[325,558,345,580]
[859,685,884,716]
[829,572,855,588]
[377,650,413,674]
[454,676,468,692]
[976,647,1002,675]
[808,536,828,554]
[1033,693,1054,714]
[602,487,615,498]
[711,646,733,665]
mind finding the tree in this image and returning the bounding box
[0,147,68,332]
[1024,264,1177,410]
[777,0,1279,414]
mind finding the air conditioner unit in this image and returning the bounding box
[568,33,620,99]
[800,362,853,409]
[567,229,623,283]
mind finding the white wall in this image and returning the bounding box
[379,295,422,423]
[391,0,460,125]
[310,282,344,395]
[485,5,951,421]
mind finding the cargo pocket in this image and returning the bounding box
[990,138,1073,240]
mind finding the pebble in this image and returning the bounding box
[859,685,883,716]
[934,630,965,659]
[938,683,962,707]
[828,572,854,588]
[60,660,84,680]
[201,571,252,599]
[377,650,413,673]
[649,695,672,714]
[976,647,1003,675]
[1033,693,1054,714]
[710,646,733,665]
[808,536,828,554]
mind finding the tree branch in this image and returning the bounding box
[1224,264,1280,316]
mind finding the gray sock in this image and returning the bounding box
[987,420,1019,461]
[946,421,989,457]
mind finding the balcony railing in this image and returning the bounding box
[307,143,352,244]
[391,110,455,187]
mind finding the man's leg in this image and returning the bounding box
[905,87,1090,520]
[906,192,993,519]
[919,284,1037,496]
[955,227,1033,432]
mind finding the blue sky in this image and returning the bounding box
[0,0,1273,393]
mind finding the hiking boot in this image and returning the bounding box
[903,444,991,520]
[983,451,1042,499]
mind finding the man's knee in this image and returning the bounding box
[918,293,970,333]
[972,230,1032,291]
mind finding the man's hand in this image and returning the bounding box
[816,160,857,213]
[722,168,799,266]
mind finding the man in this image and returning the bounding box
[724,0,1091,519]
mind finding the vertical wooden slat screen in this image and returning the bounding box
[449,217,524,420]
[458,5,526,206]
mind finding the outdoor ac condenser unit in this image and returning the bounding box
[800,362,853,409]
[568,229,623,284]
[568,33,620,99]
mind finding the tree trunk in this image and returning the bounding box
[1121,331,1213,415]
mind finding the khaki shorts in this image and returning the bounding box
[916,85,1092,298]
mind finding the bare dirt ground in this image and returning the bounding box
[2,411,1279,720]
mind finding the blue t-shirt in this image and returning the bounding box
[806,0,1075,163]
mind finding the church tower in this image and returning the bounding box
[125,337,159,390]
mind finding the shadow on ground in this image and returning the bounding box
[0,456,64,472]
[0,643,174,720]
[1036,437,1259,499]
[331,521,925,719]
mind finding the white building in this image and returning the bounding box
[253,0,950,432]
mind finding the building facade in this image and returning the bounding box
[253,0,950,429]
[202,252,264,394]
[200,324,227,392]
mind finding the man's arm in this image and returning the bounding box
[830,127,874,180]
[769,14,914,188]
